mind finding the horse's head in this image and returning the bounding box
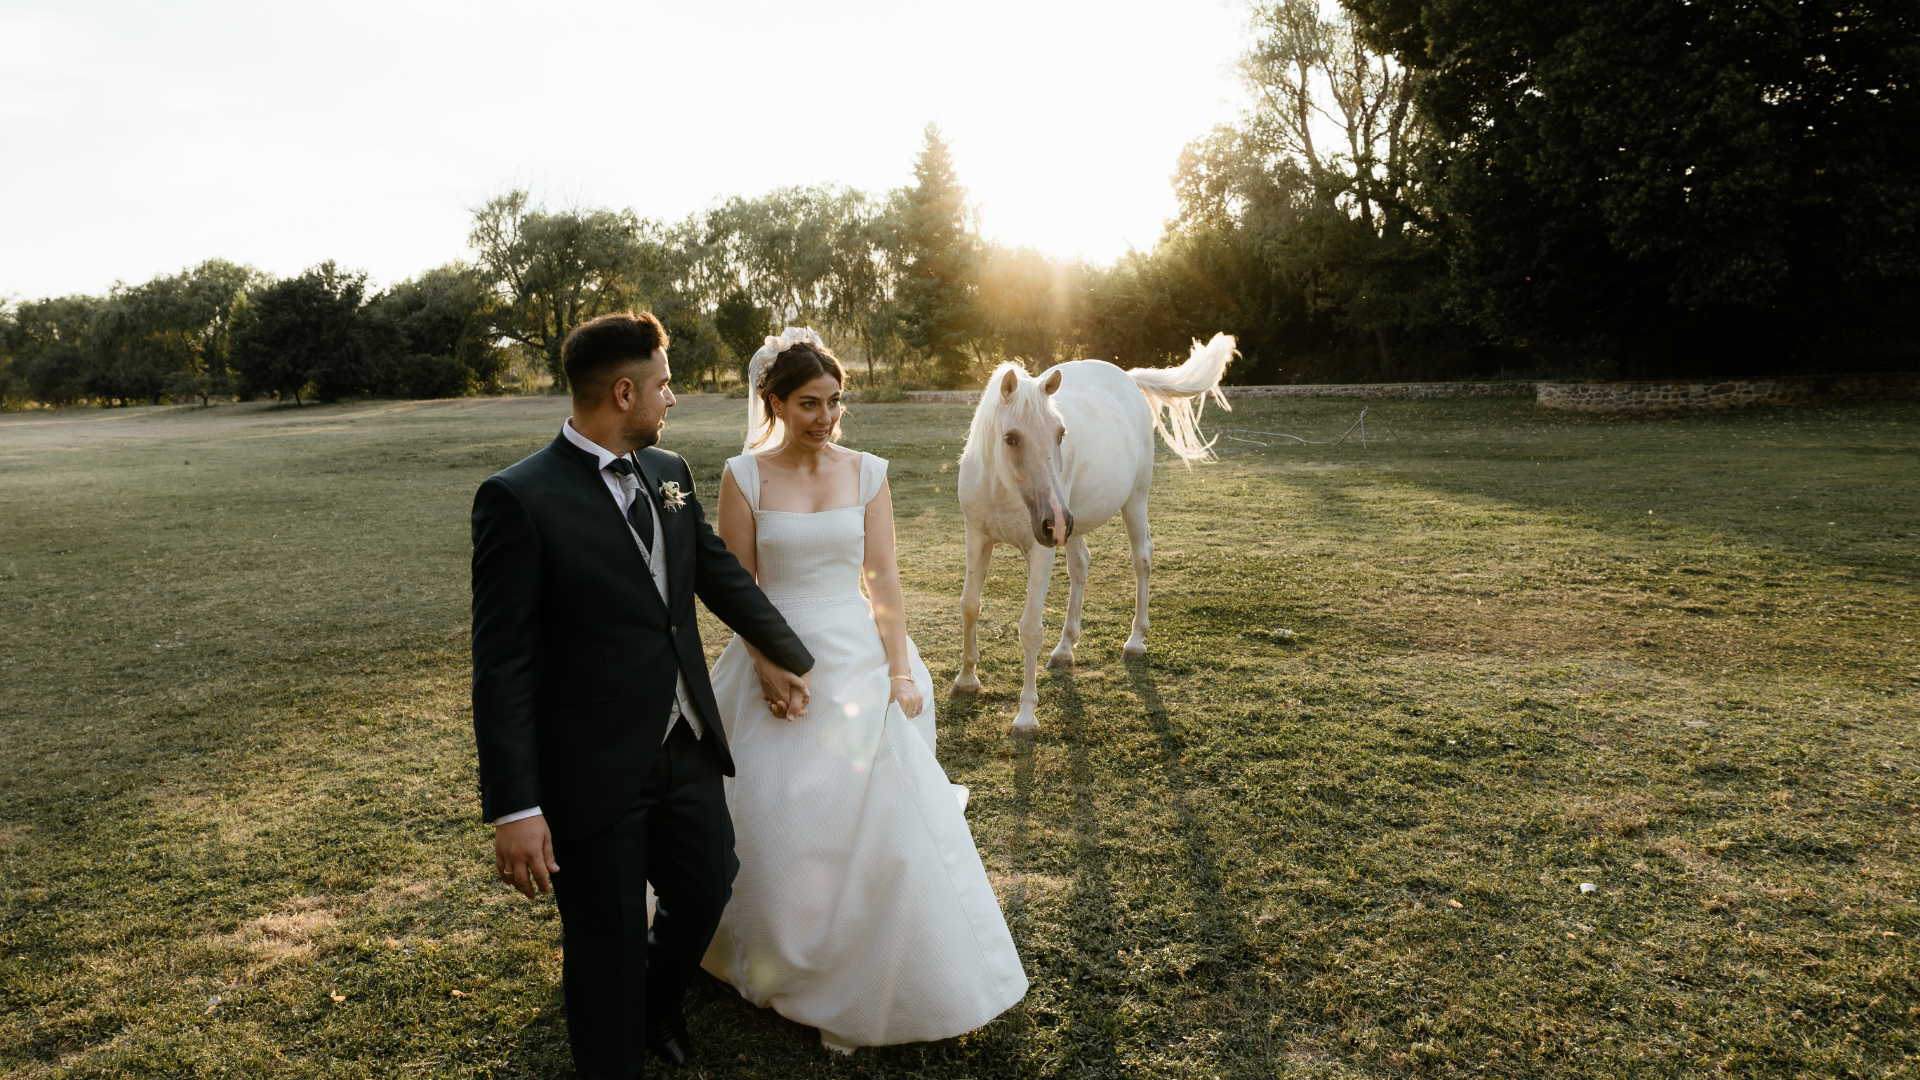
[973,362,1073,547]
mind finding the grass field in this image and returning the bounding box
[0,391,1915,1079]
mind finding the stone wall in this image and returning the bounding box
[1220,382,1534,400]
[873,374,1917,411]
[1535,374,1918,413]
[897,381,1533,405]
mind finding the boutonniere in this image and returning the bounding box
[658,481,686,513]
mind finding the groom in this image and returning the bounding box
[471,312,812,1078]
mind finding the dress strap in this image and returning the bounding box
[858,453,890,506]
[727,454,761,512]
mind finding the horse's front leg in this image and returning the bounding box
[950,525,993,698]
[1012,543,1056,738]
[1047,534,1090,671]
[1120,492,1153,659]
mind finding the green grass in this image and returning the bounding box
[0,393,1915,1078]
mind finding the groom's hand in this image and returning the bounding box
[752,653,809,720]
[494,815,559,900]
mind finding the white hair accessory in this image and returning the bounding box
[743,325,826,451]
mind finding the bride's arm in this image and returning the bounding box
[719,467,807,719]
[717,467,757,579]
[862,478,924,718]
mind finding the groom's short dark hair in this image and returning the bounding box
[564,312,670,401]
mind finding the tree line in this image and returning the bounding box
[4,0,1911,408]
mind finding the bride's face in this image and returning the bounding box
[773,374,844,448]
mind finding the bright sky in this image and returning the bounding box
[1,0,1250,300]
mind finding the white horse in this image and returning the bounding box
[949,334,1237,737]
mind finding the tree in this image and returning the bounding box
[364,263,506,398]
[1161,0,1448,380]
[895,124,982,387]
[974,245,1079,368]
[713,289,770,383]
[86,260,261,404]
[0,300,19,407]
[230,262,370,404]
[667,185,907,385]
[7,295,100,406]
[468,190,662,391]
[1348,0,1920,373]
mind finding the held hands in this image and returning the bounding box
[494,815,559,900]
[752,650,810,721]
[889,674,925,719]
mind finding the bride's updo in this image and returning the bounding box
[753,340,847,447]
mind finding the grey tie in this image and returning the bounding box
[602,457,652,557]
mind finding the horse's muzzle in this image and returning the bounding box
[1035,508,1074,547]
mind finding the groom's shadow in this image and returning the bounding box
[496,984,571,1078]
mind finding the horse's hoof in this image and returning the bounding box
[1008,720,1039,741]
[1122,643,1147,660]
[948,681,980,699]
[1046,654,1073,672]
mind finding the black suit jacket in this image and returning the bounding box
[471,434,812,841]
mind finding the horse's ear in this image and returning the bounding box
[999,369,1019,399]
[1042,370,1062,395]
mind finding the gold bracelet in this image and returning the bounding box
[890,675,915,682]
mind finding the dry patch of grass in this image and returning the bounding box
[219,898,341,966]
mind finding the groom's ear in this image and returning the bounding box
[602,357,653,412]
[609,373,635,412]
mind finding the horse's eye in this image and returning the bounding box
[1003,432,1020,447]
[1056,428,1066,442]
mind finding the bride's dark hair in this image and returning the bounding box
[753,341,847,447]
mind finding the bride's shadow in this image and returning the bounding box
[1123,657,1235,935]
[1029,663,1131,1074]
[1122,656,1264,1062]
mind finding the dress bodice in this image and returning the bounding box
[727,451,887,609]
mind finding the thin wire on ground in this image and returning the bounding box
[1210,408,1403,450]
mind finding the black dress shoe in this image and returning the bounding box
[646,1021,692,1067]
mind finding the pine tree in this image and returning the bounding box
[896,124,981,388]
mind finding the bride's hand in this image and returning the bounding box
[889,676,924,719]
[758,673,788,719]
[751,650,809,721]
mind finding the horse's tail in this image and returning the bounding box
[1126,332,1237,465]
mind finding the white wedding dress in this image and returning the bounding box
[700,451,1028,1050]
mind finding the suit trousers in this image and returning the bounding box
[551,721,736,1079]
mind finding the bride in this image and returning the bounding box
[700,329,1029,1053]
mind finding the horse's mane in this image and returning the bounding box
[963,361,1059,491]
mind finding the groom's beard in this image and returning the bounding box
[623,413,663,449]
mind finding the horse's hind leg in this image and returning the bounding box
[1120,491,1153,660]
[1012,543,1056,738]
[1047,534,1090,671]
[950,524,993,699]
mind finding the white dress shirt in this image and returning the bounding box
[493,420,706,827]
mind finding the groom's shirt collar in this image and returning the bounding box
[563,417,648,524]
[562,417,624,470]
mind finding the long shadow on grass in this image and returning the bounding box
[1123,658,1273,1074]
[1047,668,1128,1075]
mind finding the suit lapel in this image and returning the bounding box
[552,437,666,619]
[634,450,692,607]
[629,449,662,506]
